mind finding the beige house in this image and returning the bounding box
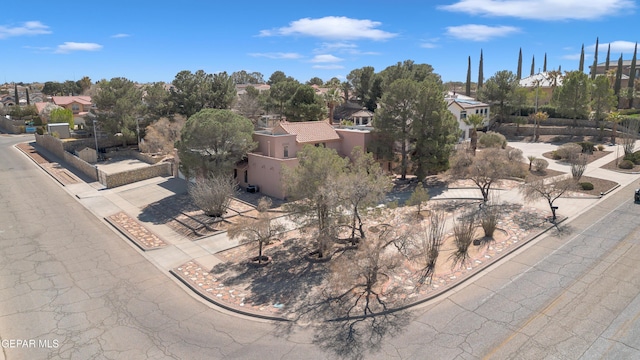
[446,98,490,141]
[245,121,372,199]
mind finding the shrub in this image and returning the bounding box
[577,141,594,154]
[551,150,561,160]
[579,182,594,190]
[478,131,507,149]
[556,143,582,161]
[597,144,605,151]
[506,147,523,161]
[532,158,549,172]
[35,127,44,135]
[386,200,398,209]
[619,160,634,169]
[188,175,238,217]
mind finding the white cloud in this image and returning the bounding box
[248,52,303,59]
[0,21,51,39]
[310,54,343,63]
[312,64,345,70]
[439,0,635,20]
[55,42,103,54]
[562,53,590,60]
[588,40,638,54]
[259,16,397,40]
[446,24,519,41]
[421,42,438,49]
[111,33,130,38]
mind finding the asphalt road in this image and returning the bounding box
[2,134,640,359]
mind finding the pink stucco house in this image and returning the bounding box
[244,121,372,199]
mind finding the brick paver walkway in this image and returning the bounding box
[15,142,80,185]
[105,212,167,251]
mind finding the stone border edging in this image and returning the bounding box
[104,212,167,251]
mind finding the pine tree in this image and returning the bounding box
[605,44,611,71]
[579,44,585,72]
[478,49,484,90]
[517,48,523,80]
[466,55,472,96]
[591,37,599,80]
[530,55,535,76]
[543,53,547,72]
[628,42,638,108]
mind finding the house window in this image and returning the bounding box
[283,145,289,158]
[72,104,80,112]
[475,109,479,114]
[461,111,467,119]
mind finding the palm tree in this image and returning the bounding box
[324,87,344,124]
[464,113,485,155]
[607,111,624,145]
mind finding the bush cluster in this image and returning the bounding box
[576,141,595,154]
[478,131,507,149]
[619,159,635,169]
[623,151,640,165]
[579,182,594,190]
[532,158,549,172]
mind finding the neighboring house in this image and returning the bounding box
[52,96,93,129]
[446,98,490,141]
[590,60,640,78]
[245,120,372,199]
[52,96,93,115]
[519,72,564,106]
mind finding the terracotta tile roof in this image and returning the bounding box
[52,96,92,106]
[273,121,340,143]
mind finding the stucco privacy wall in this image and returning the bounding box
[99,162,172,188]
[36,134,99,180]
[35,134,65,158]
[247,153,298,199]
[63,152,98,180]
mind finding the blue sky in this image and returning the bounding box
[1,0,638,85]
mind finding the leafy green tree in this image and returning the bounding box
[210,71,237,109]
[517,48,523,80]
[283,84,327,121]
[284,145,348,259]
[407,186,430,215]
[347,66,376,108]
[590,75,616,134]
[235,85,263,123]
[92,77,144,145]
[143,82,173,120]
[379,60,438,89]
[478,70,519,124]
[269,80,300,115]
[170,70,213,117]
[306,77,324,86]
[373,79,419,180]
[50,108,74,129]
[554,71,590,125]
[607,111,625,145]
[411,79,460,178]
[42,81,64,96]
[231,70,264,84]
[78,76,92,94]
[339,147,393,241]
[176,109,255,178]
[267,70,294,85]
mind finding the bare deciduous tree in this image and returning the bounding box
[140,115,186,154]
[622,117,640,156]
[570,154,588,181]
[520,176,576,222]
[227,197,284,264]
[188,175,237,217]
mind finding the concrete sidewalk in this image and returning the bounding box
[15,139,640,320]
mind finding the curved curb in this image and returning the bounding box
[169,269,290,322]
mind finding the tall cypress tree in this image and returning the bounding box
[579,44,585,72]
[614,53,624,104]
[466,55,472,96]
[543,53,547,72]
[530,55,535,76]
[478,49,484,90]
[14,84,18,104]
[517,48,523,80]
[26,89,30,105]
[605,44,611,71]
[559,65,562,73]
[628,42,638,108]
[591,37,599,80]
